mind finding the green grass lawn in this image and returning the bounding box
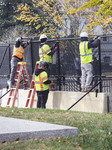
[0,107,112,150]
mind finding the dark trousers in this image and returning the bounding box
[36,90,49,108]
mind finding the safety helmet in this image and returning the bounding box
[41,62,49,69]
[80,32,88,38]
[39,34,47,40]
[16,37,23,43]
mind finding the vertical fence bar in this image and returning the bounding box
[57,41,61,91]
[98,39,102,92]
[107,96,110,113]
[30,38,34,74]
[9,44,11,75]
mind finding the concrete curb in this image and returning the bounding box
[0,117,78,143]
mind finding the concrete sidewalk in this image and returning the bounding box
[0,117,78,143]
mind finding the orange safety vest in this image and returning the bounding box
[12,45,24,59]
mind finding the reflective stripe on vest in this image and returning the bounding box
[35,71,49,91]
[13,45,24,59]
[79,41,92,63]
[39,44,52,63]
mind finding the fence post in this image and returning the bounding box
[98,39,102,92]
[30,38,34,74]
[57,41,61,91]
[9,43,11,75]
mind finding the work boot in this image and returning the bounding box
[7,80,11,89]
[81,88,86,92]
[85,87,93,92]
[7,80,15,89]
[11,84,16,89]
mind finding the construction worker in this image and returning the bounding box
[39,34,59,76]
[35,61,52,108]
[7,37,30,89]
[79,32,100,92]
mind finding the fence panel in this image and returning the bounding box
[0,35,112,92]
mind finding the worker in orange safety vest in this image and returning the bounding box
[7,37,30,89]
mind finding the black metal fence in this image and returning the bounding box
[0,35,112,92]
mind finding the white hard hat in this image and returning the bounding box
[80,32,88,38]
[39,34,47,40]
[16,37,23,42]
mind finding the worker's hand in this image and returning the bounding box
[93,36,101,40]
[27,40,31,44]
[51,80,53,84]
[50,80,54,85]
[54,46,58,50]
[50,81,55,91]
[97,37,101,40]
[93,36,98,40]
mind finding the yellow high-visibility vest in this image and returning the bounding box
[79,41,92,63]
[35,71,49,91]
[13,45,24,59]
[39,44,52,63]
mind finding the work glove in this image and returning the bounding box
[93,35,98,40]
[54,46,58,50]
[50,80,55,86]
[50,80,55,91]
[27,40,31,44]
[93,36,101,40]
[51,80,54,84]
[97,37,101,40]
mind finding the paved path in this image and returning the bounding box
[0,116,78,143]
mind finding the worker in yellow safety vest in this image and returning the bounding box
[35,62,53,108]
[79,32,100,92]
[7,37,30,89]
[39,34,59,76]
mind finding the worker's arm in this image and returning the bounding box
[48,42,59,56]
[44,80,51,84]
[21,40,31,48]
[48,45,58,56]
[88,39,100,49]
[48,48,57,56]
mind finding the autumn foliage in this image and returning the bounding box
[16,0,112,37]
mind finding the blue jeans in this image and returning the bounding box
[10,58,19,85]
